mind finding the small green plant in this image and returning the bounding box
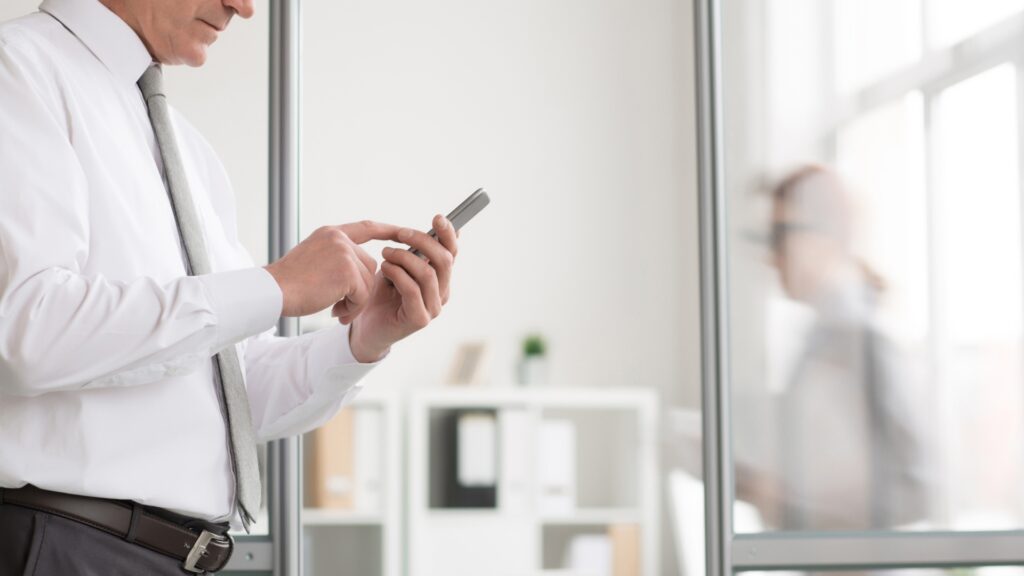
[522,334,547,357]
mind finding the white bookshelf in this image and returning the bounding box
[407,387,660,576]
[539,508,643,525]
[302,509,385,525]
[301,389,402,576]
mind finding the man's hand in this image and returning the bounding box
[344,214,459,363]
[264,221,403,318]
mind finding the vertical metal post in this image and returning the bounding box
[695,0,731,575]
[1015,58,1024,521]
[922,82,949,527]
[269,1,302,575]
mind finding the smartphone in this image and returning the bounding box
[408,188,490,257]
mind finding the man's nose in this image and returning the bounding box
[223,0,255,19]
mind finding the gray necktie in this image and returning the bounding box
[138,65,261,532]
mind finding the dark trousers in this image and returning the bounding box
[0,501,224,576]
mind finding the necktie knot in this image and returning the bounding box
[138,64,165,102]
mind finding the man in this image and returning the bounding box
[0,0,459,574]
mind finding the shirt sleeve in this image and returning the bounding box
[0,34,281,397]
[243,324,382,442]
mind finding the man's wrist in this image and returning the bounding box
[348,320,390,364]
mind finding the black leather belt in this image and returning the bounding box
[0,485,234,573]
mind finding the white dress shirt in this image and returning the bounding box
[0,0,378,528]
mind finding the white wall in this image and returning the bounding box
[298,0,700,410]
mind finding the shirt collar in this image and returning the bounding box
[40,0,153,85]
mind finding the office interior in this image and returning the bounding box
[4,0,1024,573]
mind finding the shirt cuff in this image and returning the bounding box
[198,267,283,351]
[306,323,384,394]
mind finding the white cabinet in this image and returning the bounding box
[302,387,658,576]
[407,388,660,576]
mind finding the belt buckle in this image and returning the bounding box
[183,529,230,574]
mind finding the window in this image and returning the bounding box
[711,0,1024,570]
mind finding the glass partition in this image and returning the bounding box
[721,0,1024,536]
[701,0,1024,571]
[297,1,697,575]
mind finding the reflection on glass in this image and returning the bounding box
[933,65,1024,531]
[837,94,928,347]
[928,0,1024,48]
[834,0,921,93]
[724,0,1024,534]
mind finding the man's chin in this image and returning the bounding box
[156,48,207,67]
[182,46,209,68]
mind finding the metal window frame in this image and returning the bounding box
[223,1,302,574]
[732,532,1024,571]
[268,1,302,575]
[832,10,1024,129]
[695,0,730,573]
[695,0,1024,572]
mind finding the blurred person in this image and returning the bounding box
[0,0,460,574]
[737,165,932,532]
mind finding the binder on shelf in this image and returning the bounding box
[537,418,576,514]
[353,407,383,511]
[609,523,641,576]
[305,406,384,512]
[565,534,612,576]
[443,410,498,508]
[499,408,532,512]
[306,407,355,509]
[457,412,498,486]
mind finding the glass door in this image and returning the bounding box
[294,1,695,575]
[697,0,1024,572]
